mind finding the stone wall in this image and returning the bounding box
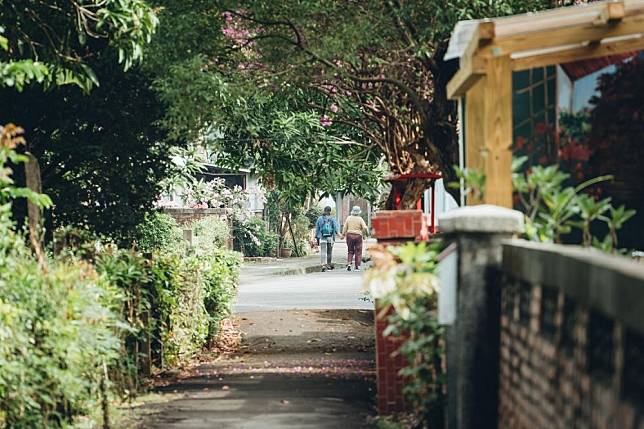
[163,208,233,249]
[499,240,644,429]
[162,208,230,227]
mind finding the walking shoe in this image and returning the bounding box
[347,265,352,272]
[321,265,327,272]
[354,266,361,272]
[328,264,335,270]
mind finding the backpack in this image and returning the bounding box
[321,217,334,237]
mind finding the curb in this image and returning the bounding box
[271,261,351,277]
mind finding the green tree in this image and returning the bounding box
[0,1,178,243]
[212,0,553,208]
[154,54,385,208]
[0,0,158,92]
[2,54,178,242]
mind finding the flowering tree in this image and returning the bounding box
[214,0,555,208]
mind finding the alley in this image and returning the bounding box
[139,260,376,429]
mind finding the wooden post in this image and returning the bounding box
[483,56,513,208]
[464,56,513,208]
[464,79,486,205]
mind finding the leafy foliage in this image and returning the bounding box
[200,248,242,339]
[0,129,121,428]
[182,177,249,210]
[0,0,158,92]
[208,0,553,207]
[512,156,634,251]
[193,216,231,251]
[448,166,486,202]
[154,56,385,208]
[0,250,123,429]
[136,211,184,253]
[2,56,178,243]
[233,216,278,257]
[0,134,242,425]
[365,241,444,428]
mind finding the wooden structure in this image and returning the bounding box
[446,0,644,207]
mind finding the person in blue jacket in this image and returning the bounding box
[315,206,342,271]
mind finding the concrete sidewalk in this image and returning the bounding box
[140,310,376,429]
[241,239,375,280]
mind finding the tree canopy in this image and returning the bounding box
[0,0,158,92]
[148,1,387,207]
[1,0,165,243]
[206,0,555,207]
[3,54,175,241]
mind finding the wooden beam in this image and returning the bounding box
[447,57,487,99]
[461,21,496,61]
[512,33,644,71]
[482,56,513,208]
[479,13,644,58]
[594,1,626,24]
[447,21,494,99]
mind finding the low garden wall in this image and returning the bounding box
[441,205,644,429]
[163,207,230,227]
[500,240,644,429]
[163,208,233,249]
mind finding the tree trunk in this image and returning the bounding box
[384,178,430,210]
[25,152,47,268]
[427,45,461,203]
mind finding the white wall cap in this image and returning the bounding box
[438,204,525,234]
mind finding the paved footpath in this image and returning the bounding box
[138,254,376,429]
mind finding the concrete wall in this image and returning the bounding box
[163,208,233,249]
[440,205,644,429]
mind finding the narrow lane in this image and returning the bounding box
[140,262,376,429]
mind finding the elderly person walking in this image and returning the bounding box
[342,206,369,271]
[315,206,341,271]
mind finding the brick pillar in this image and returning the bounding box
[371,209,425,414]
[438,205,524,429]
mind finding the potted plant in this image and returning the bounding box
[279,244,293,258]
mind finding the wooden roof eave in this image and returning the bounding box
[446,0,644,100]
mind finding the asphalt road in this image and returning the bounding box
[235,268,374,313]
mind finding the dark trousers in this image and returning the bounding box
[346,233,363,267]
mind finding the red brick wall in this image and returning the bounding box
[371,209,424,415]
[375,302,408,414]
[499,281,643,429]
[371,210,424,241]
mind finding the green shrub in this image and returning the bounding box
[0,230,123,428]
[200,248,242,338]
[193,216,230,251]
[135,211,184,253]
[365,242,445,428]
[233,216,277,257]
[93,244,240,368]
[162,255,209,365]
[94,248,207,369]
[289,213,311,256]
